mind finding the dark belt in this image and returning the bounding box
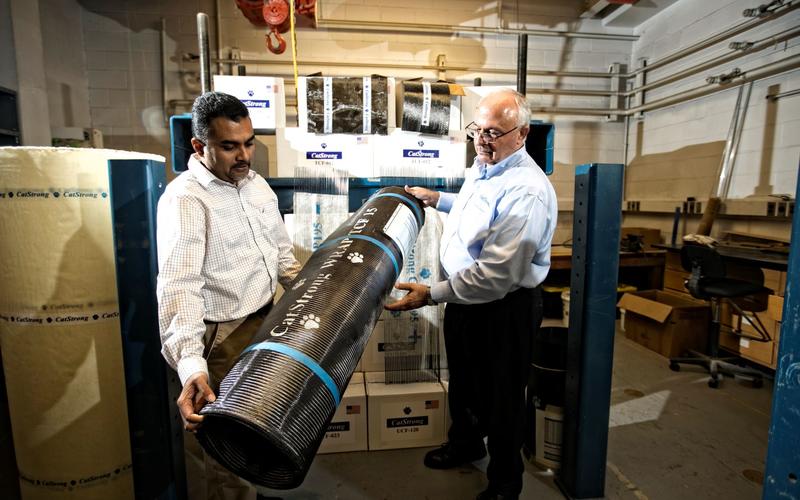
[203,301,273,325]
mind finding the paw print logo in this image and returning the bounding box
[419,268,431,279]
[347,252,364,264]
[292,278,307,290]
[302,314,320,329]
[321,142,328,149]
[417,140,424,147]
[403,406,412,415]
[247,90,254,96]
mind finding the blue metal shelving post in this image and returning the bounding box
[763,169,800,500]
[109,159,187,500]
[557,163,624,498]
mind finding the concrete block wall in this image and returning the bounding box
[222,1,629,241]
[75,0,216,158]
[0,0,17,92]
[59,0,634,200]
[626,0,799,206]
[622,0,799,240]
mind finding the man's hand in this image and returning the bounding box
[177,372,216,433]
[385,282,434,311]
[404,185,440,208]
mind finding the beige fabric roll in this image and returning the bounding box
[0,147,164,499]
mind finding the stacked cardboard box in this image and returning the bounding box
[318,373,368,454]
[733,294,784,369]
[617,290,710,358]
[365,372,446,451]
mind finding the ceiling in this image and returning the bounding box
[580,0,680,28]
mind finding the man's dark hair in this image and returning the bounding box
[191,91,249,143]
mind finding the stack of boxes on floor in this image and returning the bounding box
[272,75,469,454]
[730,271,786,369]
[660,247,787,367]
[621,246,787,368]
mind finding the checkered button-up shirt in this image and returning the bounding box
[157,154,300,385]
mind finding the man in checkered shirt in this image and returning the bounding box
[157,91,300,499]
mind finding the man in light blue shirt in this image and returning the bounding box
[387,89,557,500]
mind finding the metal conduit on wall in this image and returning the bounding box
[314,17,639,42]
[621,26,800,98]
[529,56,800,116]
[622,0,799,78]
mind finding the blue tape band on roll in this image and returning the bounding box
[319,234,400,277]
[242,342,340,405]
[372,192,423,225]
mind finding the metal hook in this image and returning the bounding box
[266,30,287,54]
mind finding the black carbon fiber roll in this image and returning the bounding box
[197,186,424,489]
[401,81,451,136]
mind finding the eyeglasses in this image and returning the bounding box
[465,121,518,143]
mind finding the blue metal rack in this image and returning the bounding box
[558,163,624,499]
[109,159,187,500]
[266,176,464,214]
[763,167,800,500]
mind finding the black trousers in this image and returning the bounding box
[444,286,543,493]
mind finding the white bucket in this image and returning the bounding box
[561,290,570,328]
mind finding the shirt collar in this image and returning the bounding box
[477,146,527,180]
[187,153,254,189]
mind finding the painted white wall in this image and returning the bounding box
[9,0,51,145]
[626,0,800,203]
[40,0,91,130]
[75,0,632,192]
[0,0,18,92]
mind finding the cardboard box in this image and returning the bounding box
[362,315,440,377]
[733,309,781,369]
[718,300,739,354]
[617,291,710,358]
[665,251,683,271]
[318,373,367,454]
[621,227,662,249]
[276,127,376,178]
[212,75,285,131]
[441,379,451,431]
[733,312,779,368]
[662,268,690,294]
[372,130,467,178]
[365,372,445,451]
[762,269,786,296]
[768,294,784,322]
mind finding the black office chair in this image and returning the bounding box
[668,244,771,388]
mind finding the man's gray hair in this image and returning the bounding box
[510,90,531,128]
[481,88,531,128]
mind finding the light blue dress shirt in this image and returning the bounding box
[430,146,558,304]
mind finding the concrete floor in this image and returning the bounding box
[256,329,772,500]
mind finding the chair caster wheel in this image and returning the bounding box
[752,378,763,388]
[669,362,680,372]
[708,378,720,389]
